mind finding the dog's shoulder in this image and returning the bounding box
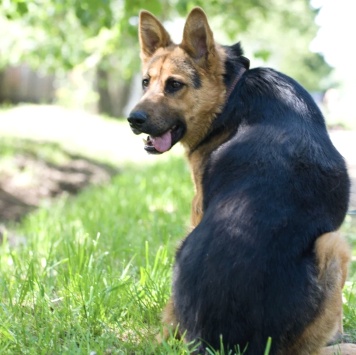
[203,66,349,232]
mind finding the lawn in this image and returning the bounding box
[0,106,355,354]
[0,153,194,354]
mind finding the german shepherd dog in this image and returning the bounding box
[128,7,356,355]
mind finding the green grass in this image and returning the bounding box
[0,154,194,354]
[0,139,355,354]
[0,137,75,180]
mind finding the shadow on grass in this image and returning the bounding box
[0,137,120,224]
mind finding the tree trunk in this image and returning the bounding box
[96,65,131,118]
[96,67,112,116]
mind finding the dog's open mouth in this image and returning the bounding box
[143,124,185,154]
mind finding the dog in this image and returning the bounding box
[128,7,356,355]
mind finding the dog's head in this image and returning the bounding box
[127,7,228,154]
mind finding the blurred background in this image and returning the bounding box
[0,0,354,123]
[0,0,355,224]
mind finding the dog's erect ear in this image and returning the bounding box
[180,7,215,62]
[139,10,172,61]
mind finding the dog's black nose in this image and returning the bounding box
[127,110,147,127]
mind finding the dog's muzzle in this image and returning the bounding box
[127,109,186,154]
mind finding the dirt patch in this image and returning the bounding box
[0,151,119,224]
[1,131,355,227]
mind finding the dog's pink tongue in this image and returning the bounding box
[151,131,172,153]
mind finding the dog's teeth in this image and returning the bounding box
[143,136,154,145]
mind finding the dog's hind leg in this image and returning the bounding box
[317,232,356,355]
[316,232,351,345]
[283,232,352,355]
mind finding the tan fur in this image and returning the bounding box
[281,232,353,355]
[188,129,232,227]
[158,297,180,342]
[135,7,355,354]
[137,9,227,153]
[160,233,355,354]
[137,8,230,227]
[139,11,173,62]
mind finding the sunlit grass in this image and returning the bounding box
[0,156,194,353]
[0,104,183,165]
[0,136,72,165]
[0,108,355,353]
[0,153,355,353]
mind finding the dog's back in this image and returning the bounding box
[173,68,349,353]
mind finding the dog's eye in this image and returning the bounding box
[166,79,184,93]
[142,78,150,89]
[171,81,182,89]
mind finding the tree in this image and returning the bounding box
[232,0,332,92]
[0,0,330,115]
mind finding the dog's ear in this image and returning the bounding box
[180,7,215,63]
[139,10,172,62]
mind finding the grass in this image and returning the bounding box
[0,104,183,166]
[0,154,355,354]
[0,153,194,354]
[0,106,355,353]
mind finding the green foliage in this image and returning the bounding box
[0,0,331,90]
[235,0,332,91]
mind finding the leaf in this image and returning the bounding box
[254,49,271,62]
[16,0,28,15]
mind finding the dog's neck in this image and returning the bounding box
[187,64,247,157]
[185,64,248,226]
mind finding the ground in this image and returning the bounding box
[0,105,355,226]
[0,151,118,222]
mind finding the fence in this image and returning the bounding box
[0,65,55,104]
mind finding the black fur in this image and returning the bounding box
[173,44,350,354]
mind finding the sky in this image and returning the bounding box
[310,0,356,126]
[311,0,356,69]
